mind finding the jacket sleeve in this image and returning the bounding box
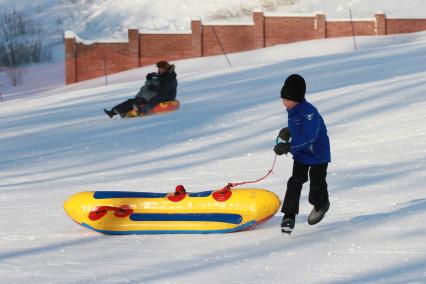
[290,110,321,153]
[135,86,144,98]
[159,78,177,98]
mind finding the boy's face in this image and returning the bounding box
[157,67,167,75]
[283,98,298,110]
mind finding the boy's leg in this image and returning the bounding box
[112,99,136,116]
[281,161,309,216]
[308,163,329,209]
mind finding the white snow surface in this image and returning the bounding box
[1,0,426,42]
[1,32,426,283]
[0,0,426,39]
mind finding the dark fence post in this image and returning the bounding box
[349,9,358,51]
[212,27,232,68]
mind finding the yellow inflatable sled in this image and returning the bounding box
[64,186,280,235]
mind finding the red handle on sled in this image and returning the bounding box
[225,154,277,189]
[89,205,133,221]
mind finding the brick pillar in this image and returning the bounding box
[315,12,326,39]
[191,19,202,57]
[64,31,76,84]
[128,28,140,68]
[375,12,386,35]
[253,10,265,48]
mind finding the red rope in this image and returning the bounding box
[222,155,278,190]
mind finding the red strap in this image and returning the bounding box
[222,155,277,190]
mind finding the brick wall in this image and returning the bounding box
[75,42,130,82]
[264,15,318,46]
[326,20,375,38]
[65,12,426,84]
[139,33,193,66]
[386,18,426,34]
[202,25,255,56]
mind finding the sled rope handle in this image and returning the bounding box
[222,154,278,191]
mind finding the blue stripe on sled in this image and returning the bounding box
[188,190,213,197]
[93,191,214,199]
[93,191,167,199]
[80,220,256,235]
[129,213,242,224]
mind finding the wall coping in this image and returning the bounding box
[64,31,76,39]
[202,20,254,26]
[65,31,132,44]
[74,37,129,45]
[139,29,192,34]
[386,16,426,19]
[327,17,375,22]
[264,12,319,17]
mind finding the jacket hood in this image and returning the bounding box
[168,64,175,74]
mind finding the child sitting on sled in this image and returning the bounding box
[104,61,177,118]
[136,72,160,102]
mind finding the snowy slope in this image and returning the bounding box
[283,0,426,18]
[1,0,425,41]
[0,32,426,283]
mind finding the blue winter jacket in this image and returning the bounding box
[287,100,331,165]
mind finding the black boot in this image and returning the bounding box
[281,214,295,235]
[104,108,115,118]
[136,104,146,116]
[308,201,330,225]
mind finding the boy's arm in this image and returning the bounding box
[135,86,144,98]
[290,110,321,153]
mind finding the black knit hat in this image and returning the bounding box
[280,74,306,102]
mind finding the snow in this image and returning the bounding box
[1,30,426,283]
[1,0,426,94]
[1,0,426,44]
[289,0,426,18]
[64,31,76,39]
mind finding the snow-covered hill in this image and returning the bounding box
[2,0,426,40]
[0,31,425,283]
[1,0,426,45]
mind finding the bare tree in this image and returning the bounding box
[5,66,25,87]
[0,8,50,87]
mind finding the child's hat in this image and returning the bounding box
[280,74,306,102]
[155,60,170,69]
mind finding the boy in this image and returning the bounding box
[274,74,331,234]
[135,72,160,103]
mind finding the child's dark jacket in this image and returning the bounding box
[287,100,331,165]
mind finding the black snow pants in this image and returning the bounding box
[113,99,137,115]
[113,98,150,116]
[281,160,329,215]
